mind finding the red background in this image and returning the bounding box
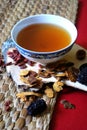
[76,0,87,49]
[50,0,87,130]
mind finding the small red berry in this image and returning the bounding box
[5,105,11,112]
[5,100,11,106]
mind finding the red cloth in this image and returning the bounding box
[76,0,87,49]
[50,0,87,130]
[50,88,87,130]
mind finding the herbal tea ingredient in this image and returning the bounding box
[7,49,78,90]
[27,99,47,116]
[77,63,87,85]
[2,48,86,117]
[60,99,76,109]
[76,49,86,60]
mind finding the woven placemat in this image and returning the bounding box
[0,0,78,47]
[0,0,78,130]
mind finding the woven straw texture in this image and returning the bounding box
[0,0,78,47]
[0,0,78,130]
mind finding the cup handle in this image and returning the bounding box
[2,38,16,62]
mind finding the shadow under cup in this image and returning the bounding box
[11,14,77,64]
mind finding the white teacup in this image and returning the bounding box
[11,14,77,64]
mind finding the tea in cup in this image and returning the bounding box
[11,14,77,64]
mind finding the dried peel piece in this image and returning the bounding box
[53,81,64,92]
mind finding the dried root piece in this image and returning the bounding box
[20,70,43,89]
[20,69,29,76]
[65,67,79,82]
[20,76,33,86]
[53,81,64,92]
[46,59,67,70]
[56,72,66,78]
[38,69,53,78]
[60,99,76,109]
[44,88,54,98]
[17,91,42,97]
[16,91,42,102]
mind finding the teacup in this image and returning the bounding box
[11,14,77,64]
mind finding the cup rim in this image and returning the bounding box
[11,14,77,54]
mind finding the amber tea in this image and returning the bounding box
[16,23,71,52]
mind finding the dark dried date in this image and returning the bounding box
[76,49,86,60]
